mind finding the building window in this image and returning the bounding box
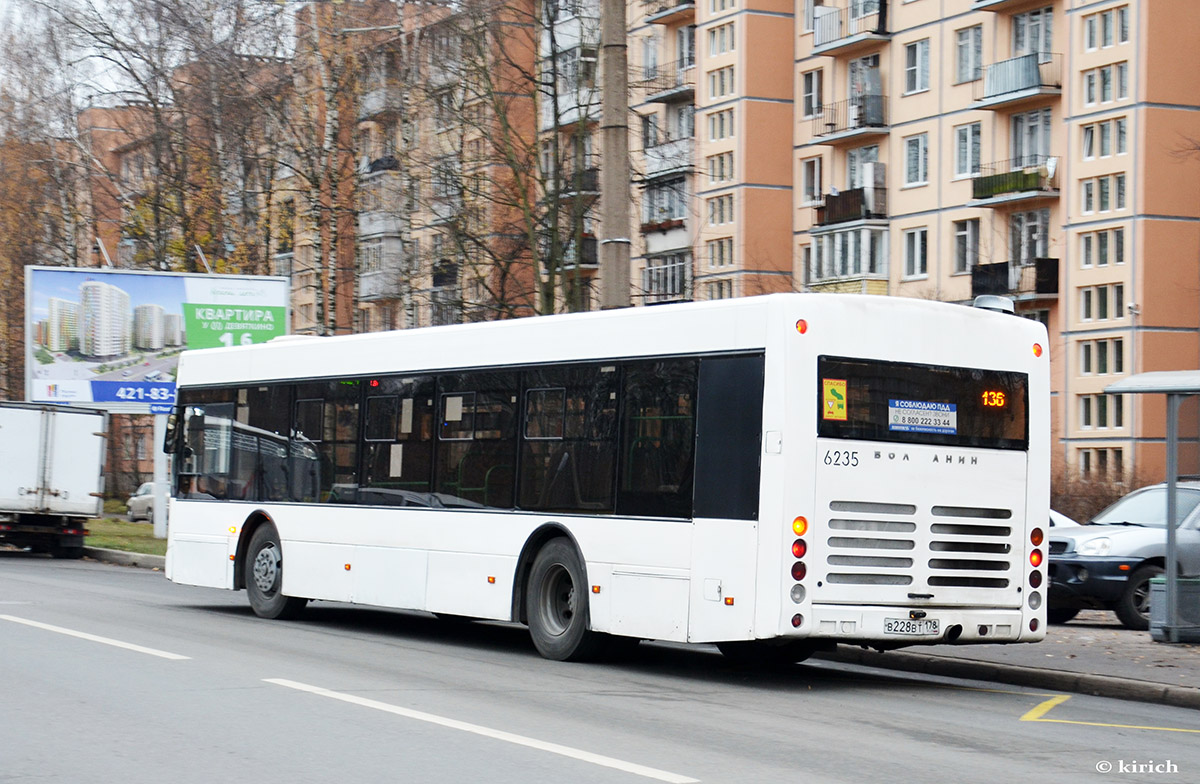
[903,227,928,278]
[1011,208,1050,264]
[708,108,734,141]
[1081,233,1093,268]
[707,237,733,267]
[1118,6,1130,44]
[1013,7,1053,57]
[1080,342,1092,374]
[955,26,982,84]
[904,39,930,93]
[708,66,735,99]
[904,134,928,186]
[847,144,879,189]
[1117,117,1127,154]
[707,152,734,184]
[1081,288,1093,321]
[955,123,981,177]
[707,279,733,299]
[802,69,823,118]
[707,194,734,225]
[802,157,822,204]
[954,219,979,274]
[1084,71,1096,105]
[644,253,691,303]
[644,177,687,223]
[1084,15,1097,50]
[708,22,735,56]
[1080,396,1093,429]
[1082,180,1094,214]
[1117,62,1129,99]
[1012,108,1052,166]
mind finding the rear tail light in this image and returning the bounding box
[1030,527,1044,547]
[791,539,807,558]
[1029,618,1040,632]
[1030,549,1043,568]
[1029,569,1043,589]
[792,614,804,628]
[792,516,808,536]
[791,562,807,581]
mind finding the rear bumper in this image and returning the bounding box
[803,605,1039,645]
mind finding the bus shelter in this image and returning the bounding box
[1104,371,1200,643]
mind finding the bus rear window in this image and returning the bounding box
[817,356,1028,450]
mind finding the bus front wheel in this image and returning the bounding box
[245,524,307,620]
[526,538,605,661]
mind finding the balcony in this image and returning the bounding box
[969,155,1059,206]
[971,0,1043,11]
[563,236,599,269]
[643,0,694,25]
[973,53,1062,109]
[971,257,1059,300]
[359,267,404,302]
[814,186,887,228]
[644,137,692,178]
[560,165,600,197]
[811,95,888,144]
[636,61,695,103]
[812,2,890,57]
[358,85,405,120]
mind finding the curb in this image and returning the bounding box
[815,646,1200,711]
[84,547,165,571]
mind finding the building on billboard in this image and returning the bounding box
[79,280,131,358]
[133,303,165,350]
[46,297,79,352]
[163,313,184,346]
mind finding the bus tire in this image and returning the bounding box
[717,639,817,666]
[526,538,604,661]
[1046,608,1079,624]
[245,524,307,620]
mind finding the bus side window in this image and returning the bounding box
[616,359,698,519]
[359,375,436,505]
[436,372,518,508]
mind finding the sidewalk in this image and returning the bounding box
[816,610,1200,709]
[82,548,1200,709]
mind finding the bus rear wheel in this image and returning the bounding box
[245,524,307,620]
[526,538,605,661]
[717,639,818,666]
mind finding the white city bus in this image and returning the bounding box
[165,293,1049,662]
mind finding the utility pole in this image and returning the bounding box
[599,0,630,309]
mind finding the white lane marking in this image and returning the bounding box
[265,678,699,784]
[0,614,190,660]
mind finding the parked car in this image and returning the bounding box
[1048,482,1200,629]
[125,482,160,523]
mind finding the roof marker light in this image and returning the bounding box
[796,319,808,334]
[1033,343,1043,357]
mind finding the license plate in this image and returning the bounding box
[884,618,940,636]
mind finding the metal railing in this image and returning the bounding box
[975,53,1062,102]
[634,59,695,99]
[813,2,888,49]
[811,95,888,137]
[816,186,887,226]
[972,155,1057,200]
[971,257,1059,297]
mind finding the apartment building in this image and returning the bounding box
[794,0,1200,480]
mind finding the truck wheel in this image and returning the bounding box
[1114,565,1163,631]
[526,538,605,661]
[50,545,85,560]
[245,524,307,620]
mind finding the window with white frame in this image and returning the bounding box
[802,157,822,204]
[1082,180,1095,214]
[708,22,734,56]
[707,152,734,184]
[708,108,734,141]
[1011,208,1050,264]
[904,133,928,185]
[678,25,696,68]
[1084,70,1097,105]
[710,0,735,14]
[808,227,887,282]
[707,279,733,299]
[707,193,733,225]
[1080,396,1093,429]
[954,219,979,274]
[1012,108,1052,166]
[1081,233,1093,268]
[956,26,982,84]
[955,122,981,177]
[644,177,687,222]
[1013,7,1053,58]
[1117,62,1128,99]
[707,237,733,267]
[644,252,691,303]
[1080,341,1092,374]
[802,70,822,118]
[904,227,928,278]
[905,39,930,93]
[1118,6,1129,44]
[708,66,735,99]
[847,144,879,189]
[1081,287,1093,320]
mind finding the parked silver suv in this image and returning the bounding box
[1048,482,1200,630]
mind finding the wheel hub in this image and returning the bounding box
[252,544,280,593]
[539,564,575,636]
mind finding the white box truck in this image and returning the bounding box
[0,402,108,559]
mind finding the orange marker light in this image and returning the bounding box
[229,554,235,561]
[344,564,352,571]
[487,576,496,584]
[592,585,601,594]
[1118,564,1131,571]
[1033,343,1043,357]
[793,516,809,536]
[796,319,808,334]
[229,527,237,534]
[1030,528,1044,547]
[724,597,735,606]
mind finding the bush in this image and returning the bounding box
[1051,466,1152,524]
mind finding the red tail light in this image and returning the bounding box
[791,539,807,558]
[791,562,807,581]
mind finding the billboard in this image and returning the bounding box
[26,267,289,413]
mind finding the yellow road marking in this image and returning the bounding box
[1021,694,1200,734]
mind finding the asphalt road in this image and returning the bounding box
[3,553,1199,784]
